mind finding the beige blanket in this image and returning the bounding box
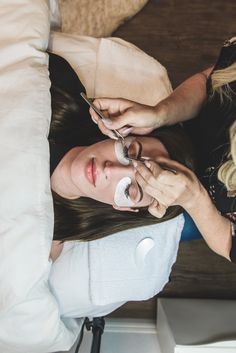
[59,0,149,37]
[49,32,172,105]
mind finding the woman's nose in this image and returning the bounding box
[104,161,134,179]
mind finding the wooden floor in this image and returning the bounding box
[109,0,236,319]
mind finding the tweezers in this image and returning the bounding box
[80,92,124,140]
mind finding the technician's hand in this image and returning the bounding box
[133,157,204,217]
[89,98,163,139]
[50,241,64,262]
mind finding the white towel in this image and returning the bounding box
[89,215,184,305]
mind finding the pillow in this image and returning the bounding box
[89,217,183,305]
[49,216,183,318]
[49,241,126,318]
[0,1,81,352]
[59,0,149,37]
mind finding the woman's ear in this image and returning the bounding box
[112,205,139,213]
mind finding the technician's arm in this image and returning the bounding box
[90,68,213,136]
[155,67,212,126]
[186,189,232,260]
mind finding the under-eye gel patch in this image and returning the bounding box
[114,136,136,165]
[114,177,135,207]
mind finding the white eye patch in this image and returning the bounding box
[114,177,135,207]
[114,137,136,165]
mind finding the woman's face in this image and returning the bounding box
[70,136,169,209]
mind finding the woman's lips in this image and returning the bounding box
[86,158,96,186]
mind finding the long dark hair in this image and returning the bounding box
[49,53,195,242]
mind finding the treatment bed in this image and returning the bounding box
[0,1,184,352]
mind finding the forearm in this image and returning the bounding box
[155,68,212,126]
[186,189,232,260]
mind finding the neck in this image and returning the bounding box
[51,146,85,199]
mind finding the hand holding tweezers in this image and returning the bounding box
[80,92,124,140]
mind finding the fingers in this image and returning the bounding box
[134,162,173,206]
[90,107,135,138]
[97,119,119,140]
[89,98,159,138]
[89,107,118,140]
[93,98,132,115]
[133,160,171,187]
[89,100,135,138]
[148,200,167,218]
[113,205,139,212]
[92,98,135,130]
[155,156,191,174]
[134,158,199,210]
[156,157,197,186]
[102,110,135,131]
[134,159,188,209]
[118,126,134,137]
[134,161,161,192]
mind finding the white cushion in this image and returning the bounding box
[49,216,183,318]
[49,241,125,318]
[89,217,183,305]
[0,1,81,352]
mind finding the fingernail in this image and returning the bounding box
[109,132,118,140]
[121,127,133,136]
[153,199,158,207]
[91,114,98,125]
[132,160,138,168]
[102,118,112,126]
[144,160,151,168]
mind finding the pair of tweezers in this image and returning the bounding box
[80,92,124,140]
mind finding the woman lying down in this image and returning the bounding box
[48,53,199,318]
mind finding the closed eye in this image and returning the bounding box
[124,183,131,199]
[123,141,143,161]
[123,141,144,204]
[123,145,129,160]
[136,141,143,160]
[124,180,143,204]
[114,177,134,207]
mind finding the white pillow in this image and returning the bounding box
[0,1,80,352]
[49,216,183,318]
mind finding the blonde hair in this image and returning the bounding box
[217,121,236,192]
[211,63,236,101]
[211,63,236,191]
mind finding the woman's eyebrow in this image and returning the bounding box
[137,182,144,203]
[134,141,144,203]
[136,141,143,160]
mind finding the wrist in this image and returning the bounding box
[153,100,169,128]
[185,185,210,214]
